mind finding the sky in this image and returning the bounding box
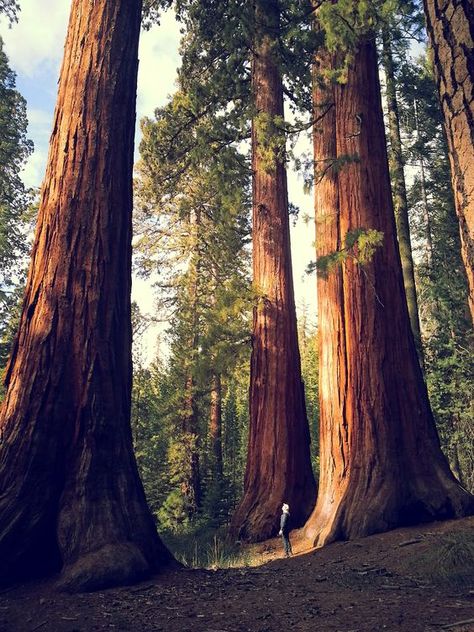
[1,1,317,361]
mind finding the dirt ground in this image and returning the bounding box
[1,517,473,632]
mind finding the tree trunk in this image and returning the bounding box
[180,206,202,516]
[182,371,202,515]
[381,31,424,365]
[414,98,434,264]
[230,0,316,541]
[423,0,474,324]
[210,372,223,481]
[304,39,474,547]
[0,0,173,591]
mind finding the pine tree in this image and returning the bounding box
[381,26,423,364]
[135,90,252,531]
[142,1,318,540]
[0,37,33,302]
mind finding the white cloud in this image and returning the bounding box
[21,148,46,189]
[137,10,181,122]
[20,108,54,188]
[1,1,69,77]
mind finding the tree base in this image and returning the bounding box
[305,478,474,548]
[57,542,158,593]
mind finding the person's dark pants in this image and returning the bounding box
[281,532,292,557]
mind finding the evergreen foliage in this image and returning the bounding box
[308,228,384,277]
[132,73,253,533]
[0,0,19,25]
[0,38,33,375]
[397,52,474,490]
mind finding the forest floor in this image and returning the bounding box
[1,516,473,632]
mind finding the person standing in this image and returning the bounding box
[278,503,292,557]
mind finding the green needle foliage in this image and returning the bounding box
[308,228,384,278]
[133,76,253,533]
[397,51,474,491]
[0,0,20,25]
[0,37,34,375]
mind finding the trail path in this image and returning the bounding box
[1,517,473,631]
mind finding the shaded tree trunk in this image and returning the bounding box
[304,39,474,547]
[180,206,202,515]
[210,372,223,481]
[0,0,173,591]
[381,31,424,365]
[423,0,474,324]
[414,98,434,264]
[230,0,316,541]
[181,371,202,515]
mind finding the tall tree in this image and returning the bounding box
[230,0,316,541]
[0,37,33,277]
[397,53,474,492]
[0,37,33,371]
[135,91,252,531]
[0,0,172,591]
[423,0,474,324]
[381,29,423,364]
[304,20,473,546]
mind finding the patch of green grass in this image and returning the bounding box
[160,528,255,569]
[408,531,474,588]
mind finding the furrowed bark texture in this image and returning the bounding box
[0,0,173,591]
[230,0,316,541]
[423,0,474,324]
[304,40,474,547]
[381,31,424,365]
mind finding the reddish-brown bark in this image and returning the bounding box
[304,40,474,547]
[230,0,316,541]
[423,0,474,324]
[0,0,173,591]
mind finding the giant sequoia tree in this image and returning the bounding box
[304,29,473,546]
[423,0,474,325]
[230,0,316,541]
[0,0,172,590]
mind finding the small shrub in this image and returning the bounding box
[408,531,474,588]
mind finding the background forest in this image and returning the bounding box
[0,0,472,573]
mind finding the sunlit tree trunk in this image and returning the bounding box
[381,30,424,365]
[423,0,474,325]
[305,39,474,547]
[230,0,316,541]
[0,0,173,591]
